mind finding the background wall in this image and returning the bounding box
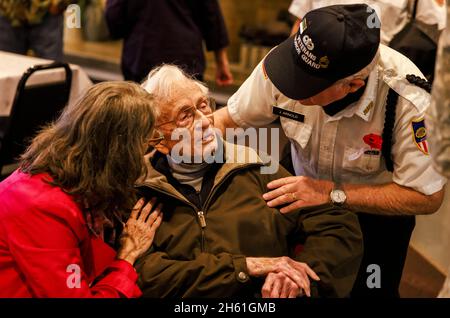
[411,187,450,274]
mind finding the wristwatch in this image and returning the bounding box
[330,182,347,207]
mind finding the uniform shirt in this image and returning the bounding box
[228,44,447,195]
[288,0,447,45]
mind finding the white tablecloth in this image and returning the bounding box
[0,51,93,117]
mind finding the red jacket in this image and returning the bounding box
[0,170,142,298]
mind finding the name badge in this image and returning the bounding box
[272,106,305,123]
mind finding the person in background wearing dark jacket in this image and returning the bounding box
[136,65,363,298]
[0,82,162,297]
[105,0,233,85]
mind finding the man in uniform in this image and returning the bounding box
[214,4,447,297]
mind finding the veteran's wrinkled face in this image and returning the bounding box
[151,83,217,162]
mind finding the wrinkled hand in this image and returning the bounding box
[246,257,320,297]
[215,62,233,86]
[263,176,334,213]
[262,272,302,298]
[117,198,163,265]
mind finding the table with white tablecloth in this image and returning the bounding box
[0,51,93,117]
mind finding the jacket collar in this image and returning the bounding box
[324,66,378,123]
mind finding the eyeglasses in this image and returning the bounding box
[147,97,216,147]
[156,97,216,128]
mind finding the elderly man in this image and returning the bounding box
[135,65,363,298]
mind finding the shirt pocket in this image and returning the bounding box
[342,146,381,174]
[280,116,312,149]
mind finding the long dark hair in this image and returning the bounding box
[20,81,156,217]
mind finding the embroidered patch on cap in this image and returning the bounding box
[299,18,307,34]
[411,118,429,155]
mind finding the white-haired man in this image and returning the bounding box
[135,65,363,298]
[214,4,447,297]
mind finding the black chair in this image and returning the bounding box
[0,62,72,179]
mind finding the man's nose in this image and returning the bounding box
[194,111,212,129]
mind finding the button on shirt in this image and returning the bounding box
[227,44,447,195]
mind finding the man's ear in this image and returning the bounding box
[348,79,366,93]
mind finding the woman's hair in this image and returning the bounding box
[20,81,156,216]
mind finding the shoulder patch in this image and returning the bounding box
[411,118,429,155]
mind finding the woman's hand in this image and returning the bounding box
[117,198,163,265]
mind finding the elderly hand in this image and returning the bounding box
[246,256,320,297]
[117,198,163,265]
[262,176,334,213]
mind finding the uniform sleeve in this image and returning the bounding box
[3,200,141,298]
[136,251,251,297]
[191,0,229,51]
[261,164,363,298]
[391,97,447,195]
[227,60,280,128]
[288,0,312,19]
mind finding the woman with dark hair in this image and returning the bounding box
[0,81,162,298]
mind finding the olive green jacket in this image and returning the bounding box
[135,142,363,298]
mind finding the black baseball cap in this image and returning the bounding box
[264,4,380,100]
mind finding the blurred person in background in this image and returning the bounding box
[105,0,233,85]
[0,0,76,60]
[288,0,447,82]
[426,1,450,298]
[288,0,446,45]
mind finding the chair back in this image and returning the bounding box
[0,62,72,174]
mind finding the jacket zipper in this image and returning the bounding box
[197,211,207,251]
[135,185,210,251]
